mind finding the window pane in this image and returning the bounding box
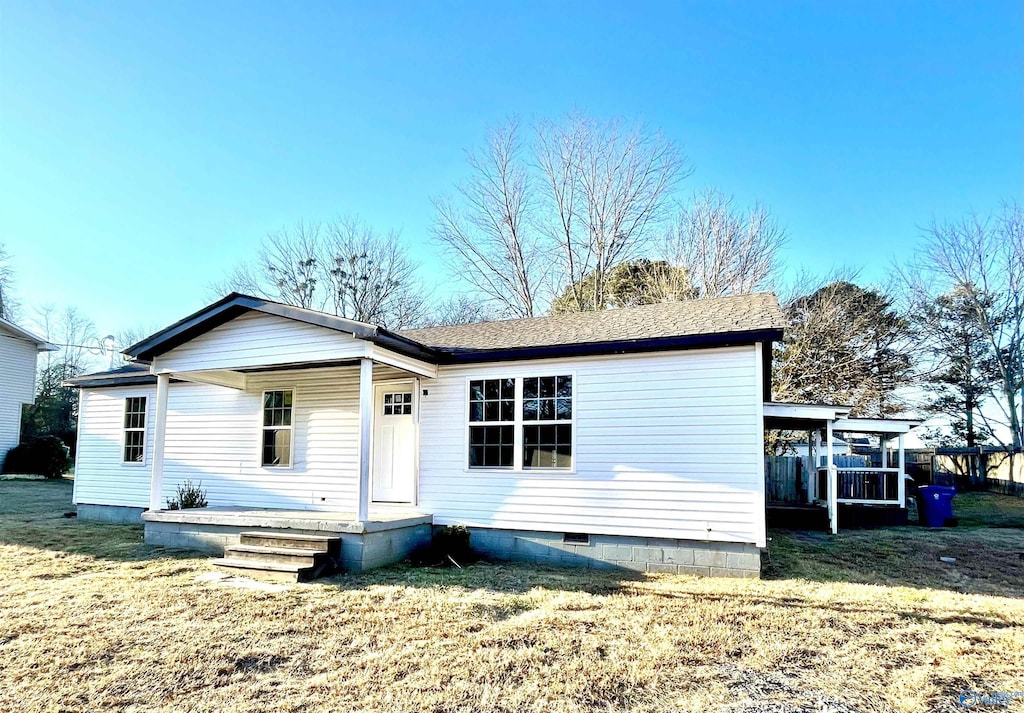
[523,424,572,469]
[470,381,484,401]
[557,375,572,398]
[556,398,572,419]
[469,425,512,467]
[539,376,555,398]
[540,400,555,420]
[262,429,291,466]
[123,430,145,463]
[501,378,515,398]
[485,380,499,400]
[484,401,498,421]
[500,401,514,422]
[523,377,538,399]
[469,402,483,422]
[523,399,538,421]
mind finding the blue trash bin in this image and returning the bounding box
[918,485,956,527]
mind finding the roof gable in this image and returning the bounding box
[125,293,440,363]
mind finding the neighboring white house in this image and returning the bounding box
[67,292,918,578]
[0,317,56,468]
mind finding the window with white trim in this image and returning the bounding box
[522,375,573,468]
[468,378,515,468]
[467,375,573,470]
[122,396,147,464]
[262,390,293,467]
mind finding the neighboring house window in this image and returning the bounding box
[262,390,293,467]
[468,378,514,468]
[523,375,572,469]
[122,396,147,464]
[467,375,573,470]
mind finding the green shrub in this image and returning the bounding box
[1,436,71,478]
[166,480,208,510]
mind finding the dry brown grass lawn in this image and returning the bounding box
[1,481,1022,712]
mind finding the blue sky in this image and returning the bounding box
[0,1,1020,338]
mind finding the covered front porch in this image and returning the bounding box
[763,402,923,534]
[119,296,447,575]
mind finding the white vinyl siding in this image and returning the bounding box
[74,386,157,507]
[153,311,368,373]
[419,346,766,547]
[0,330,42,463]
[72,342,767,547]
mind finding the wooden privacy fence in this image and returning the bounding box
[765,456,803,503]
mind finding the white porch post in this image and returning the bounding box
[897,433,906,507]
[826,419,837,534]
[357,358,373,522]
[807,429,817,503]
[148,373,170,512]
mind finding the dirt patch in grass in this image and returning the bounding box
[0,480,1023,712]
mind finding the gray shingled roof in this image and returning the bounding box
[400,292,783,353]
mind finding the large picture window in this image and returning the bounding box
[122,396,147,464]
[262,390,293,467]
[467,375,573,470]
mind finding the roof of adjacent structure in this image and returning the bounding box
[400,292,784,358]
[0,316,57,351]
[65,363,157,388]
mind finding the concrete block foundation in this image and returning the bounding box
[76,503,146,524]
[461,526,762,578]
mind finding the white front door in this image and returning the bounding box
[371,384,416,503]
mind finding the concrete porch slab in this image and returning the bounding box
[142,507,433,534]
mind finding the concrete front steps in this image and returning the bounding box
[212,532,341,583]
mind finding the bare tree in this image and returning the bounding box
[259,222,324,310]
[32,306,97,372]
[424,294,501,327]
[215,218,427,328]
[433,121,543,318]
[905,204,1024,449]
[536,113,690,311]
[0,243,19,321]
[322,219,427,328]
[666,189,786,298]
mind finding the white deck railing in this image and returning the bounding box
[817,467,902,505]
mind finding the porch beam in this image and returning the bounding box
[156,369,247,390]
[357,358,373,522]
[366,345,438,379]
[148,373,170,512]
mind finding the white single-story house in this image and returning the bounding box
[0,317,56,468]
[67,292,918,580]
